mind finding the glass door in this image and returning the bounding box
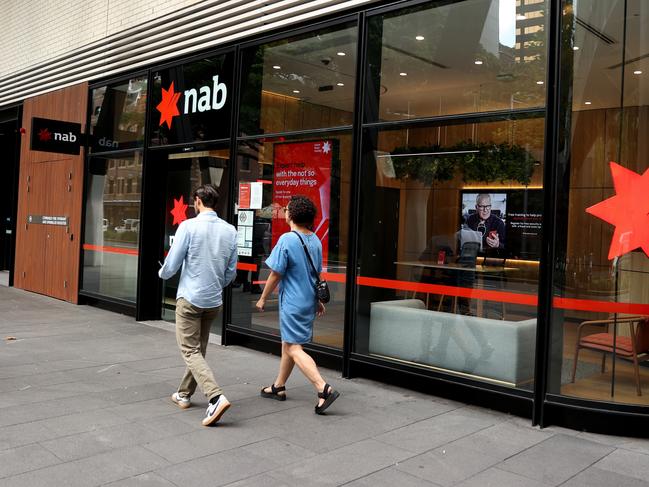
[160,145,231,327]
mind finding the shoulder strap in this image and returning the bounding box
[292,231,320,279]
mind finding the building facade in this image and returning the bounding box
[1,0,649,435]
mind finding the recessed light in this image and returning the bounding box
[336,82,344,86]
[585,101,592,105]
[415,35,425,41]
[399,72,408,76]
[516,14,526,20]
[272,65,281,69]
[337,52,346,56]
[474,60,483,65]
[293,90,300,94]
[536,81,544,85]
[573,46,580,51]
[634,70,643,75]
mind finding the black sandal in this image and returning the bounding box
[315,383,340,415]
[260,384,286,401]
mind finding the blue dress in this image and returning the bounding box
[265,231,322,344]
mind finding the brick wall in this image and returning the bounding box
[0,0,203,78]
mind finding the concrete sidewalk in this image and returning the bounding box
[2,287,649,487]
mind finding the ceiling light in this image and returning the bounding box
[293,90,300,94]
[415,35,425,41]
[336,82,344,86]
[536,81,544,85]
[585,101,592,105]
[573,46,580,51]
[399,72,408,76]
[337,52,346,56]
[516,14,526,20]
[474,60,483,65]
[634,70,643,75]
[272,65,281,69]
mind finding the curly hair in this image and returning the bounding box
[287,195,317,227]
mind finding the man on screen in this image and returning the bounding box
[466,194,505,251]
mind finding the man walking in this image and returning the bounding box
[159,184,237,426]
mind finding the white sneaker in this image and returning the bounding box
[202,394,231,426]
[171,392,191,409]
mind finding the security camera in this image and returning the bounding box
[320,56,332,66]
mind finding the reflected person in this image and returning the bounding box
[466,194,505,251]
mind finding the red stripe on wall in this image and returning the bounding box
[553,297,649,315]
[83,244,139,256]
[322,272,346,283]
[237,262,258,272]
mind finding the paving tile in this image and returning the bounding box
[593,448,649,482]
[562,466,649,487]
[268,439,415,486]
[395,443,501,486]
[346,466,440,486]
[103,472,178,486]
[0,444,61,479]
[239,437,317,465]
[499,434,614,486]
[0,461,90,487]
[455,467,551,487]
[0,421,61,451]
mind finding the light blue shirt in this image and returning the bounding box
[159,211,238,309]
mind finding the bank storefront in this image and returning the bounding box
[9,0,649,434]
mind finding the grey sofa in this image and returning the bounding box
[368,299,536,385]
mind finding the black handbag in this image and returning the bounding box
[292,231,330,303]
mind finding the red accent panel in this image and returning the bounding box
[322,272,346,283]
[83,244,139,256]
[237,262,258,272]
[553,297,649,315]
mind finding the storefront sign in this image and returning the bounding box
[238,182,263,210]
[237,210,254,256]
[271,140,332,263]
[30,117,81,155]
[27,215,69,226]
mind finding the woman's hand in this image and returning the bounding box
[255,297,266,312]
[317,301,326,317]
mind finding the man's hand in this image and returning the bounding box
[486,232,499,248]
[255,297,266,312]
[317,301,326,317]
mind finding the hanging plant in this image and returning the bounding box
[391,145,456,185]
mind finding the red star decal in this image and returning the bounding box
[586,162,649,259]
[156,82,181,129]
[170,195,189,226]
[38,128,52,141]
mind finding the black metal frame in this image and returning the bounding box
[68,0,649,436]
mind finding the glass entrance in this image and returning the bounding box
[160,146,231,326]
[0,118,19,286]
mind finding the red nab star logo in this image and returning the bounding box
[586,162,649,259]
[170,195,189,226]
[156,82,181,129]
[38,128,52,141]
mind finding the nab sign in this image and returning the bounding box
[156,76,228,129]
[31,117,82,155]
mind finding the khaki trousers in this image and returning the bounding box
[175,298,223,400]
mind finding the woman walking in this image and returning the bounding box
[255,195,340,414]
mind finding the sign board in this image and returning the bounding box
[31,117,82,155]
[27,215,69,226]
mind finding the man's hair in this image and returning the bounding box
[287,195,317,227]
[193,184,219,209]
[476,193,491,205]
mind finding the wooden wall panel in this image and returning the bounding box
[14,83,87,304]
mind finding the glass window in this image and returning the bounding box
[231,132,352,348]
[355,117,545,388]
[365,0,547,122]
[149,54,234,146]
[239,23,357,136]
[160,146,231,324]
[549,0,649,405]
[82,152,143,302]
[90,76,148,152]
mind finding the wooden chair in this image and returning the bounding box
[571,315,649,396]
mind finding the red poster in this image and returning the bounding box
[239,183,251,209]
[272,140,332,264]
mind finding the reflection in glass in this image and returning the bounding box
[550,0,649,406]
[90,77,148,152]
[239,24,357,135]
[366,0,547,122]
[356,118,544,388]
[82,153,143,302]
[161,147,231,326]
[231,132,352,348]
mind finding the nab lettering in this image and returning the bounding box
[54,132,77,142]
[184,76,227,114]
